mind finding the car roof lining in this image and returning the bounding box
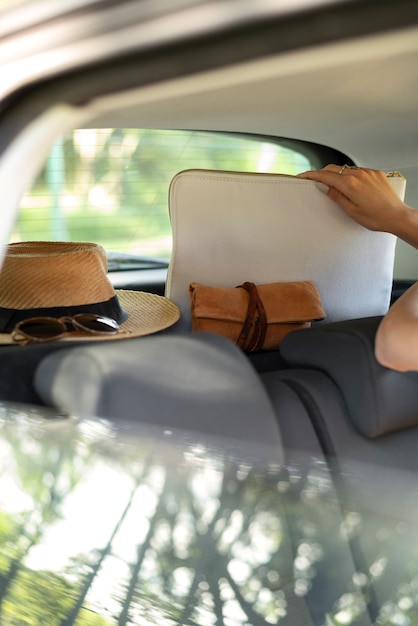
[1,2,418,171]
[79,24,418,169]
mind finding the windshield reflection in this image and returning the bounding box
[0,405,417,625]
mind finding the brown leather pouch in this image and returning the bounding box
[189,280,325,352]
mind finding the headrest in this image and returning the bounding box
[280,317,418,438]
[166,169,405,328]
[34,332,283,457]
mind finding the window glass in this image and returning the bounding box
[13,129,315,263]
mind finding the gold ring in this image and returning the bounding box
[339,164,360,175]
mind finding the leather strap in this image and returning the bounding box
[235,282,267,351]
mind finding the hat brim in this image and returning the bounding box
[0,291,181,345]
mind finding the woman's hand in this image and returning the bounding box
[301,164,418,371]
[299,165,416,243]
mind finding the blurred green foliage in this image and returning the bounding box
[13,129,311,258]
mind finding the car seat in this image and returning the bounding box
[262,315,418,617]
[33,329,376,625]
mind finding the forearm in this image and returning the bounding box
[375,283,418,371]
[387,204,418,250]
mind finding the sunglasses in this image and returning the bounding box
[12,314,121,344]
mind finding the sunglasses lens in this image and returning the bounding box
[73,314,119,334]
[17,318,65,339]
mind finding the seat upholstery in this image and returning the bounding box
[34,329,375,625]
[166,169,405,329]
[34,332,283,454]
[280,316,418,438]
[0,340,88,405]
[262,320,418,618]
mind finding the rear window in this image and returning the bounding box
[13,129,320,263]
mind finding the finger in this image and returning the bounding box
[299,169,351,189]
[323,164,344,173]
[299,164,348,178]
[326,186,354,210]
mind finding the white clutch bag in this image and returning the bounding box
[166,169,406,329]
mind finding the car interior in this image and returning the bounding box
[1,0,418,624]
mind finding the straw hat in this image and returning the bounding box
[0,241,180,344]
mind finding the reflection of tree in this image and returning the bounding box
[0,424,91,618]
[0,417,357,625]
[3,415,418,625]
[2,566,99,625]
[0,415,107,625]
[61,476,143,626]
[117,476,170,626]
[109,459,311,626]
